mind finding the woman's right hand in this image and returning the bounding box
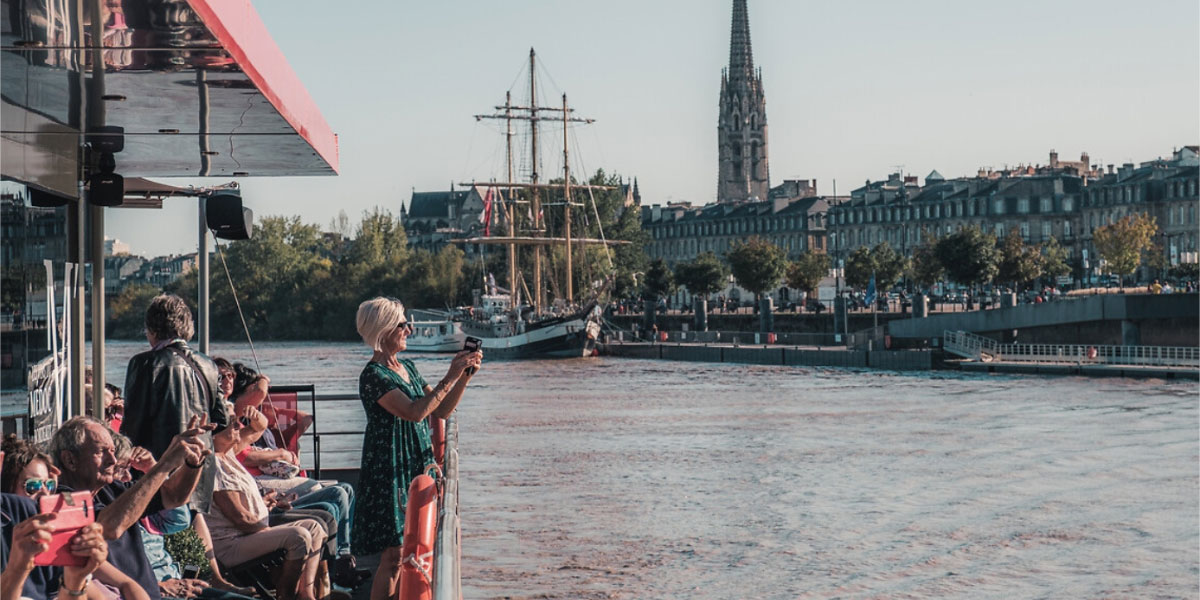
[7,513,53,572]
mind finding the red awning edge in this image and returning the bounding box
[186,0,339,175]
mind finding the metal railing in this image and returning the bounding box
[433,415,461,600]
[847,325,886,351]
[994,342,1200,367]
[943,330,1200,368]
[607,329,843,347]
[943,330,996,360]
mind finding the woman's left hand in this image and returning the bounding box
[449,350,482,378]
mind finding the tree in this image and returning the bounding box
[726,237,788,299]
[844,242,907,291]
[1142,239,1168,278]
[106,283,163,339]
[674,252,728,300]
[844,246,874,290]
[785,250,829,295]
[1040,236,1070,283]
[996,231,1042,290]
[642,258,675,300]
[934,226,999,288]
[908,238,944,290]
[1093,213,1157,285]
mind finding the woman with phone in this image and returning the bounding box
[1,435,147,600]
[352,297,481,600]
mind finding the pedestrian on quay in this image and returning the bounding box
[352,297,482,600]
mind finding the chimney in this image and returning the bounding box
[1049,150,1059,168]
[1107,164,1115,175]
[1080,152,1090,169]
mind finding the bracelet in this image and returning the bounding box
[60,573,91,596]
[185,457,206,469]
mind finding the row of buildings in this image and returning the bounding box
[639,147,1198,302]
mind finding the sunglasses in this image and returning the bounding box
[24,477,56,495]
[396,321,414,333]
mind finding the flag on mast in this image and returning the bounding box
[480,187,494,236]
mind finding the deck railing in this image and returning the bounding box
[943,330,1200,368]
[433,415,461,600]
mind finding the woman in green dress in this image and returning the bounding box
[352,297,481,600]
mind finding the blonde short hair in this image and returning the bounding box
[356,297,405,352]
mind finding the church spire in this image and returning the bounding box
[728,0,754,81]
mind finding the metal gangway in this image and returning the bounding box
[944,330,1200,368]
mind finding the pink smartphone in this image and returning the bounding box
[34,491,94,567]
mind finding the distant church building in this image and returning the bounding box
[717,0,770,204]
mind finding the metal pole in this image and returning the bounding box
[198,198,210,353]
[88,0,106,416]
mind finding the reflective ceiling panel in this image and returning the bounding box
[1,0,339,197]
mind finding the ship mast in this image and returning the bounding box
[504,91,519,309]
[471,48,600,315]
[562,92,573,304]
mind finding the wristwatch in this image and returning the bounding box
[60,573,92,597]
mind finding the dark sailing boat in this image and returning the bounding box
[454,49,623,359]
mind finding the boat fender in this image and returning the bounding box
[430,418,446,469]
[399,474,438,600]
[1086,346,1097,360]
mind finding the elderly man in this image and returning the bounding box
[52,415,210,600]
[123,294,229,513]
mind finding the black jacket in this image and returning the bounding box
[121,341,228,513]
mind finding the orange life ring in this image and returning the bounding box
[1086,346,1098,360]
[429,418,445,469]
[398,474,438,600]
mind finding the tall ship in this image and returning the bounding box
[454,49,623,359]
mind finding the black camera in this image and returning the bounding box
[463,337,482,375]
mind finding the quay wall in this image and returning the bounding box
[603,342,931,371]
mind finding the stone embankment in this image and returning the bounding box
[601,341,933,371]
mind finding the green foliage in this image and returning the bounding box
[908,236,945,288]
[643,258,675,300]
[785,250,829,294]
[1169,262,1199,280]
[726,237,788,297]
[996,231,1043,290]
[934,226,999,287]
[106,283,162,339]
[673,252,728,298]
[1093,213,1157,279]
[1040,236,1070,281]
[844,242,907,291]
[162,527,211,579]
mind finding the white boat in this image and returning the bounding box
[406,320,467,353]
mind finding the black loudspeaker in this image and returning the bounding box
[86,125,124,153]
[206,192,253,240]
[29,188,72,207]
[87,172,124,206]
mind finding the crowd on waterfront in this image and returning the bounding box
[2,294,481,600]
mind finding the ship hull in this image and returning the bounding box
[461,316,597,359]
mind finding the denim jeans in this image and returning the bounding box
[292,482,354,555]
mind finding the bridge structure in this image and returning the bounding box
[888,293,1198,348]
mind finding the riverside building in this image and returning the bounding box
[825,147,1199,286]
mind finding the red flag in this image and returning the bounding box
[480,187,494,236]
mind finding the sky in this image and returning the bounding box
[104,0,1199,258]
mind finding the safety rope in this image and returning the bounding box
[211,233,288,446]
[403,550,435,584]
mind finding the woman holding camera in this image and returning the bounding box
[351,297,481,600]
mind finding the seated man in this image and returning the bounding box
[50,415,210,600]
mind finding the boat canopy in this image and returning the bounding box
[2,0,339,198]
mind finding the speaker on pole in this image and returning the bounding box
[205,191,253,240]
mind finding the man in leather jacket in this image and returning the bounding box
[122,294,229,513]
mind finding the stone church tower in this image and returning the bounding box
[717,0,769,204]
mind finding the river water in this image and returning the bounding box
[98,340,1198,599]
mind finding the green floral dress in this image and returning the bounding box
[351,359,435,556]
